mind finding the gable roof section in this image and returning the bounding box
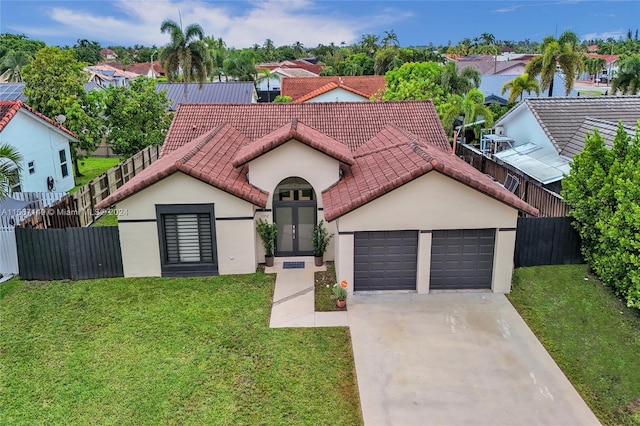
[323,125,537,220]
[281,76,386,101]
[294,82,370,102]
[97,123,268,209]
[0,100,78,140]
[162,101,450,155]
[232,119,354,167]
[508,96,640,154]
[155,82,256,110]
[561,117,637,157]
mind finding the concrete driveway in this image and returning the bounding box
[348,293,600,426]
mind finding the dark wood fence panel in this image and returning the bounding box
[67,227,124,280]
[456,144,569,217]
[16,228,70,280]
[16,227,123,280]
[514,217,583,267]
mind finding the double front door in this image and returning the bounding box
[273,201,316,256]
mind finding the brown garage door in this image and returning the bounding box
[430,229,495,290]
[354,231,418,291]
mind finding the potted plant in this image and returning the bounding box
[332,280,348,308]
[312,220,333,266]
[256,218,278,267]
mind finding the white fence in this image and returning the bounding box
[0,192,66,275]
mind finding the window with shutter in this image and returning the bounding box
[156,204,218,277]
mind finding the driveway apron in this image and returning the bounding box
[347,292,600,426]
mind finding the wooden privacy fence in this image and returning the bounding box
[16,226,124,280]
[457,145,570,217]
[74,145,161,226]
[514,217,583,268]
[17,195,80,229]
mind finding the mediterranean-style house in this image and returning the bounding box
[96,101,537,294]
[281,76,386,102]
[0,100,77,193]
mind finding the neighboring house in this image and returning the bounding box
[579,54,619,82]
[155,82,257,111]
[456,54,533,75]
[100,48,117,61]
[126,61,165,79]
[0,100,78,193]
[281,76,386,102]
[0,82,103,102]
[481,96,640,193]
[255,66,319,98]
[85,64,140,88]
[97,101,536,294]
[479,74,579,105]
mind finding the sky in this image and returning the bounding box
[1,0,639,49]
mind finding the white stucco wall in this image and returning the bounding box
[247,139,341,260]
[498,104,554,151]
[0,110,75,192]
[256,76,281,92]
[116,172,257,277]
[334,172,519,294]
[305,88,369,102]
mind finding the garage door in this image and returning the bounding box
[354,231,418,291]
[430,229,495,290]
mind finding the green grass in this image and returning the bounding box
[508,265,640,426]
[0,274,362,425]
[578,90,604,97]
[90,213,119,227]
[314,262,346,312]
[71,157,121,193]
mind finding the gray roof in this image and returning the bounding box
[155,82,256,111]
[479,74,578,103]
[561,117,636,158]
[516,96,640,154]
[0,82,103,102]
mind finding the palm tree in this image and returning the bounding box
[292,41,305,58]
[159,19,212,102]
[501,73,540,102]
[480,32,496,46]
[0,144,22,200]
[442,88,494,139]
[360,34,379,56]
[256,68,280,102]
[611,55,640,94]
[525,32,584,97]
[382,30,399,48]
[584,57,607,83]
[440,61,481,96]
[0,50,31,82]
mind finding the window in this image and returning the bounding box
[59,149,68,177]
[28,161,35,175]
[156,204,218,277]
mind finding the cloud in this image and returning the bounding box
[16,0,380,48]
[492,4,521,13]
[581,30,625,41]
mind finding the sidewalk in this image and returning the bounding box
[266,257,348,328]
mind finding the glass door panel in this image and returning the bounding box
[297,206,315,252]
[275,206,293,253]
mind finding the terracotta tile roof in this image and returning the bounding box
[257,59,323,75]
[161,101,450,155]
[96,123,269,209]
[322,125,537,220]
[233,119,354,167]
[125,61,165,76]
[100,102,536,216]
[281,76,386,101]
[0,100,78,140]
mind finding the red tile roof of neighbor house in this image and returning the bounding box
[96,101,537,216]
[0,100,78,139]
[257,59,323,75]
[281,76,386,101]
[125,61,165,76]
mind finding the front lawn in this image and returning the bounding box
[508,265,640,425]
[0,274,362,425]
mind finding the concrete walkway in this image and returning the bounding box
[266,257,348,328]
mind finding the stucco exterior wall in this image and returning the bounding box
[1,110,75,192]
[248,139,340,260]
[117,172,257,277]
[499,104,554,151]
[305,88,368,102]
[335,172,519,294]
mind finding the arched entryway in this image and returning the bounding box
[272,177,317,256]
